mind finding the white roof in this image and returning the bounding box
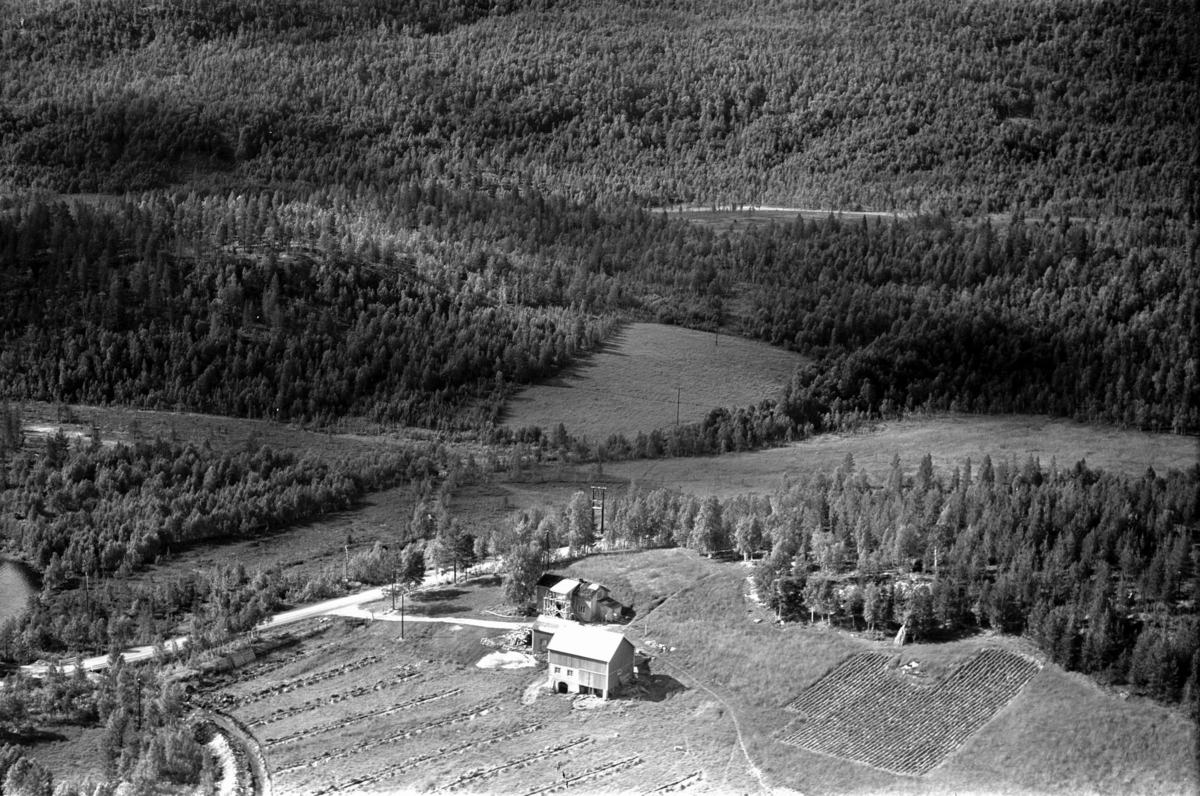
[549,578,580,596]
[547,624,631,663]
[533,615,580,633]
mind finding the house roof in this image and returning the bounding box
[547,624,631,663]
[584,582,606,593]
[537,573,564,589]
[532,615,580,633]
[549,578,580,596]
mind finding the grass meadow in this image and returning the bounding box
[501,322,808,442]
[595,413,1200,498]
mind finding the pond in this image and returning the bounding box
[0,558,37,626]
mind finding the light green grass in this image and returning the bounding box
[595,413,1199,497]
[501,322,808,442]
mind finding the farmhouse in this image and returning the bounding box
[546,624,636,699]
[535,573,625,623]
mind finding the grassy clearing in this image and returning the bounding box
[501,322,808,442]
[16,725,107,787]
[937,668,1197,796]
[596,413,1200,498]
[113,481,424,601]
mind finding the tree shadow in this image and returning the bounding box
[406,588,468,616]
[0,727,68,744]
[411,587,467,603]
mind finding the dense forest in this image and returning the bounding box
[1,0,1194,218]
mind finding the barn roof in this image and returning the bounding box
[549,578,580,596]
[547,624,631,663]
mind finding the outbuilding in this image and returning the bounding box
[531,615,580,653]
[546,624,635,699]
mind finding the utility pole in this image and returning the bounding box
[591,486,607,547]
[401,590,405,641]
[343,544,349,587]
[676,386,681,430]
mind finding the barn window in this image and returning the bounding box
[567,670,573,676]
[554,666,560,673]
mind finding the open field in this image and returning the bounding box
[501,322,809,442]
[594,413,1200,498]
[176,551,1196,796]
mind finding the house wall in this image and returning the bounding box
[548,650,610,696]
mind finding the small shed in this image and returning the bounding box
[547,625,635,700]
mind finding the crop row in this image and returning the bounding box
[205,636,336,691]
[265,687,463,748]
[785,653,893,715]
[246,667,421,727]
[521,755,644,796]
[220,654,387,709]
[437,737,592,792]
[780,649,1041,775]
[310,723,546,795]
[641,770,703,795]
[272,701,503,776]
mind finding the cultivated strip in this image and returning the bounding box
[247,668,421,727]
[521,755,644,795]
[780,648,1041,775]
[310,723,545,794]
[265,688,462,748]
[437,737,592,791]
[272,702,502,776]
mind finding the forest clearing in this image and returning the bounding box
[501,322,809,443]
[592,413,1200,498]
